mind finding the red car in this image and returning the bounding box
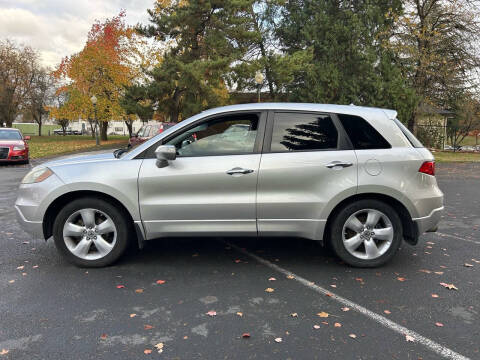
[129,123,175,147]
[0,128,30,164]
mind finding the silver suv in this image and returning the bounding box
[15,103,443,268]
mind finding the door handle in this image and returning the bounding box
[226,167,254,175]
[325,161,353,169]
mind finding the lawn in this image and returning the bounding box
[13,123,60,136]
[28,135,129,159]
[433,151,480,162]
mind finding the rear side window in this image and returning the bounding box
[338,114,390,149]
[271,113,338,152]
[393,119,424,148]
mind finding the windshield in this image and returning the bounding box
[0,130,22,140]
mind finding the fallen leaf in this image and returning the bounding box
[464,263,473,267]
[439,282,458,290]
[290,313,298,317]
[268,277,276,281]
[234,259,241,263]
[130,313,137,318]
[405,334,415,342]
[274,337,282,343]
[156,280,166,285]
[206,310,217,317]
[100,334,107,340]
[8,280,15,284]
[32,265,39,269]
[321,321,328,325]
[471,259,480,264]
[265,288,274,293]
[317,312,329,318]
[349,334,357,339]
[313,325,320,329]
[419,269,431,274]
[434,272,443,275]
[435,322,444,327]
[355,277,363,282]
[0,349,9,355]
[144,349,152,354]
[154,343,164,353]
[330,284,337,288]
[341,307,350,312]
[242,333,250,338]
[236,312,243,317]
[334,322,342,328]
[397,277,406,282]
[183,336,188,339]
[135,289,144,293]
[431,294,439,298]
[16,265,24,270]
[144,325,154,330]
[116,285,125,289]
[384,310,391,314]
[286,275,295,279]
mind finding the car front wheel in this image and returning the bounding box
[329,199,403,267]
[52,198,130,267]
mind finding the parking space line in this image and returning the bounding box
[435,232,480,245]
[225,241,470,360]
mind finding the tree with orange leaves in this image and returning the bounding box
[51,11,155,140]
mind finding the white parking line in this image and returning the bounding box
[225,241,470,360]
[435,232,480,245]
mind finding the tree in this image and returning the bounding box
[274,0,416,122]
[25,68,54,136]
[120,84,154,136]
[386,0,480,132]
[53,12,145,140]
[0,40,38,127]
[138,0,255,122]
[447,95,480,150]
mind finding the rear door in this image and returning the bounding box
[256,111,358,240]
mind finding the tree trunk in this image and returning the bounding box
[100,121,108,141]
[407,111,416,134]
[88,119,96,138]
[38,122,42,136]
[124,120,133,137]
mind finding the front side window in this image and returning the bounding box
[270,113,338,152]
[166,113,259,157]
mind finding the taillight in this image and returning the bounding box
[419,161,435,176]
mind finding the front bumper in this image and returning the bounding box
[413,206,444,234]
[15,205,44,238]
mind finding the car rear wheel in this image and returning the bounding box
[53,198,130,267]
[329,199,402,267]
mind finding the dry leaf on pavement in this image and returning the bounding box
[349,334,357,339]
[268,277,276,281]
[435,322,444,327]
[334,322,342,328]
[290,313,298,317]
[439,282,458,290]
[156,280,166,285]
[265,288,274,293]
[405,334,415,342]
[0,349,9,355]
[317,312,329,318]
[313,325,320,329]
[341,307,350,312]
[286,275,295,279]
[242,333,250,338]
[274,337,282,343]
[144,349,152,354]
[206,310,217,317]
[384,310,391,314]
[130,313,137,318]
[236,312,243,317]
[464,263,473,267]
[154,343,164,353]
[116,285,125,289]
[144,325,154,330]
[135,289,144,293]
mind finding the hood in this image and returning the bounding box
[44,151,117,167]
[0,140,24,146]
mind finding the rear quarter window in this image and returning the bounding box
[393,119,424,148]
[337,114,391,149]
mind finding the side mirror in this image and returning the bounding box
[155,145,176,168]
[24,136,31,141]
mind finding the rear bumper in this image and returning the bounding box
[15,205,43,238]
[413,206,444,234]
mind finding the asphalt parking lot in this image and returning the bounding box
[0,158,479,359]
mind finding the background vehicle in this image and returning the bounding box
[0,128,30,164]
[129,122,175,147]
[53,128,82,135]
[16,103,443,268]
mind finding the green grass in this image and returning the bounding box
[28,135,129,159]
[454,135,480,147]
[433,151,480,162]
[13,123,60,136]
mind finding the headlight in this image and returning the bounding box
[21,167,53,184]
[13,145,25,151]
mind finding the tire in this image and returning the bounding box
[53,197,130,267]
[329,199,402,268]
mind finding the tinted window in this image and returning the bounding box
[166,114,259,156]
[338,114,390,149]
[393,118,424,148]
[270,113,338,152]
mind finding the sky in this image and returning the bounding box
[0,0,154,68]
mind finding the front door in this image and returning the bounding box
[138,112,266,239]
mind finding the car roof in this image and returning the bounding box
[197,103,398,121]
